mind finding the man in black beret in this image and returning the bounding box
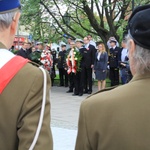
[76,5,150,150]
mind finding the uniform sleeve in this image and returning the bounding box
[75,102,92,150]
[17,69,53,150]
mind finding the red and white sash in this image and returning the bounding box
[0,49,29,94]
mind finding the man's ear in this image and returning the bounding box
[129,39,135,56]
[128,39,136,75]
[10,12,21,35]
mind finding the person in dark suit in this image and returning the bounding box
[17,42,28,58]
[57,44,68,87]
[26,42,32,57]
[108,39,121,86]
[72,39,85,96]
[83,36,97,94]
[76,5,150,150]
[94,42,108,91]
[66,41,76,93]
[50,48,57,86]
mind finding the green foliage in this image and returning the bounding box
[29,51,42,65]
[73,49,82,72]
[20,0,150,44]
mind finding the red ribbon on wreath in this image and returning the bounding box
[40,50,53,71]
[66,49,77,74]
[71,53,77,74]
[66,55,72,74]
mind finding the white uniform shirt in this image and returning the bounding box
[84,43,90,49]
[0,49,15,69]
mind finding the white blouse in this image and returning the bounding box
[97,52,101,61]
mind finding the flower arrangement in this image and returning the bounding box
[66,48,82,74]
[40,50,53,71]
[30,49,53,72]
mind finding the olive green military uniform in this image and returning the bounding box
[0,43,53,150]
[76,72,150,150]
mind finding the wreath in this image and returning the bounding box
[66,48,82,74]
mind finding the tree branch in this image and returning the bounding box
[40,1,83,39]
[82,0,108,36]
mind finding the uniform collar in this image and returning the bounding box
[130,72,150,83]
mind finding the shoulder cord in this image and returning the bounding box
[29,66,47,150]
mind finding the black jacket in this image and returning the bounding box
[17,48,28,59]
[82,44,97,68]
[57,50,67,69]
[109,46,121,68]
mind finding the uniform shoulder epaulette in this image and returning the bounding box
[87,85,120,99]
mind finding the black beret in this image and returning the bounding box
[128,5,150,50]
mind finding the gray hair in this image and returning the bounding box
[126,34,150,74]
[0,11,18,30]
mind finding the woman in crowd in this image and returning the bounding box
[94,42,108,91]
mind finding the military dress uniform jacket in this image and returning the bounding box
[76,72,150,150]
[109,46,121,68]
[0,43,53,150]
[57,50,67,69]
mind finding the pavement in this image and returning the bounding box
[51,85,98,150]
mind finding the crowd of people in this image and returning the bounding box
[13,34,133,96]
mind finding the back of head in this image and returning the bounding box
[128,4,150,50]
[127,4,150,74]
[0,0,21,30]
[0,0,21,48]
